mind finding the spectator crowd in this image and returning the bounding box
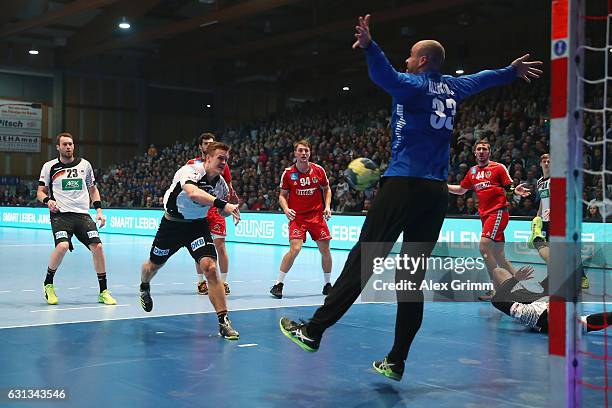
[2,82,610,222]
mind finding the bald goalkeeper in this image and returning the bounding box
[279,13,543,381]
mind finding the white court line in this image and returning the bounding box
[237,343,258,348]
[0,242,150,248]
[67,287,80,290]
[172,282,185,285]
[0,290,11,293]
[22,289,35,292]
[415,380,537,408]
[0,301,372,330]
[30,304,130,313]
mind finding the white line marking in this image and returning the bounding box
[237,343,258,348]
[67,357,168,372]
[415,380,538,408]
[156,331,165,334]
[30,304,130,313]
[89,286,98,289]
[67,287,80,290]
[3,302,369,330]
[0,290,11,293]
[22,289,35,292]
[172,282,184,285]
[231,280,244,283]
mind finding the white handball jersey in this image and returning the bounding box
[163,161,229,220]
[39,158,95,214]
[536,177,550,222]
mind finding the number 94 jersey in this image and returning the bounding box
[280,163,329,216]
[39,158,96,214]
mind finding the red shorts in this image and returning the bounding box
[207,207,226,239]
[289,212,332,242]
[480,208,509,242]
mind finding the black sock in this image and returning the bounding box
[97,273,107,292]
[586,312,612,332]
[45,267,56,285]
[217,310,228,324]
[140,282,150,291]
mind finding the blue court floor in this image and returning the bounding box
[0,227,609,407]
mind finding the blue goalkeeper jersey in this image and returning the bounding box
[364,41,517,181]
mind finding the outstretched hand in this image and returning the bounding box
[352,14,372,49]
[514,183,531,197]
[515,265,535,281]
[511,54,543,83]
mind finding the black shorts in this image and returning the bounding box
[149,217,217,265]
[50,212,101,251]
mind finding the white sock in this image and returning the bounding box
[221,273,228,283]
[277,271,286,284]
[197,273,204,283]
[324,273,331,284]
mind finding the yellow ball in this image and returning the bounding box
[345,158,380,191]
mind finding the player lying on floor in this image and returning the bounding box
[490,265,611,334]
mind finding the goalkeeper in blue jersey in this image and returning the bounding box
[280,13,543,381]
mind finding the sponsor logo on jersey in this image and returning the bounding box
[87,231,99,239]
[485,171,492,178]
[152,246,170,256]
[190,237,208,251]
[312,177,318,183]
[296,188,317,196]
[540,189,550,198]
[474,181,491,191]
[471,167,476,174]
[290,173,299,181]
[55,231,68,239]
[62,178,83,190]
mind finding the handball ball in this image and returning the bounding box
[345,158,380,191]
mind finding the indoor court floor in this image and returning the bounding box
[0,227,609,407]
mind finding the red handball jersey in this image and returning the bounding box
[459,161,512,216]
[280,163,329,216]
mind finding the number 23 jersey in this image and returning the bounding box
[39,158,96,214]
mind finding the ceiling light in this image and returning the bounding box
[118,17,131,30]
[455,69,464,75]
[342,86,350,91]
[28,49,39,55]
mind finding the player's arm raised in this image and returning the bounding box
[279,189,295,221]
[354,14,417,98]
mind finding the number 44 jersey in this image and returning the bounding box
[39,158,96,214]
